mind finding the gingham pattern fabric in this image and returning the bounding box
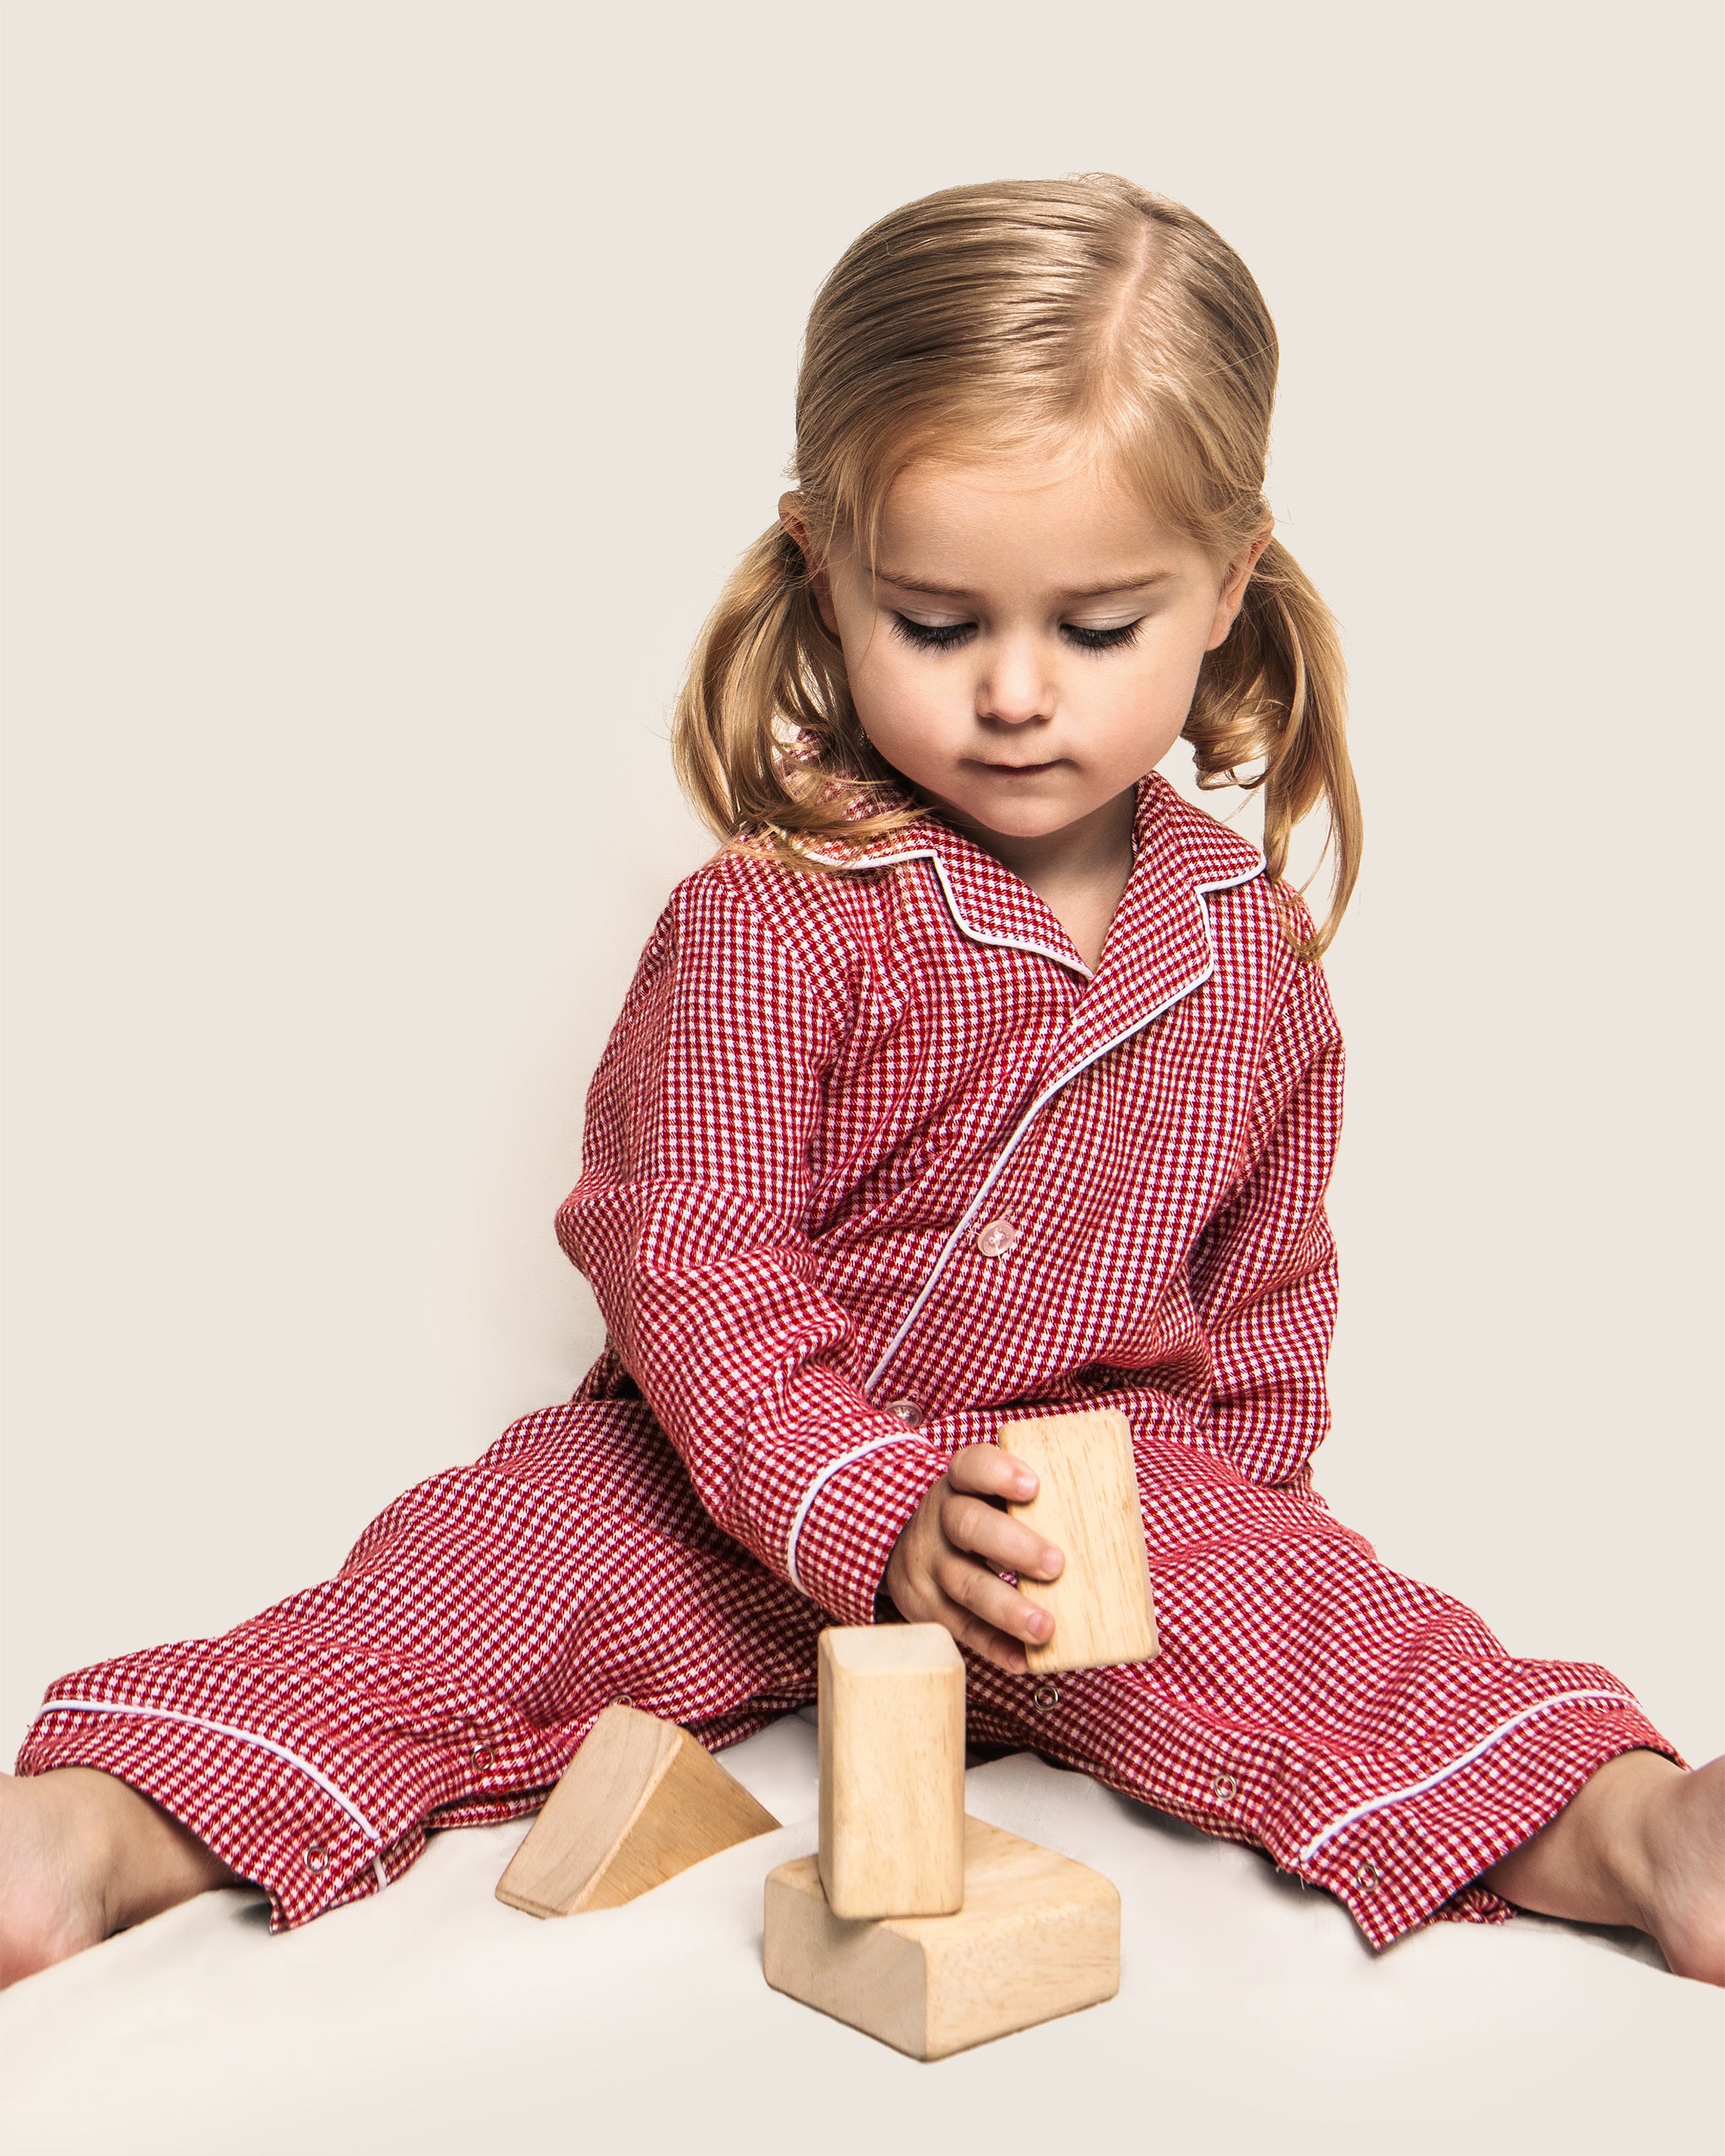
[22,775,1675,1947]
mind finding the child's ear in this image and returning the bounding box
[1205,518,1274,652]
[779,493,841,638]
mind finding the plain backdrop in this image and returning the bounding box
[3,0,1720,1835]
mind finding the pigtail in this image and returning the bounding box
[671,520,924,863]
[1184,537,1361,961]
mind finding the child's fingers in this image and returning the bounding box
[934,1544,1054,1651]
[947,1442,1039,1506]
[939,1488,1063,1583]
[921,1579,1031,1674]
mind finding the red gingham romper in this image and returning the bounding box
[19,774,1676,1947]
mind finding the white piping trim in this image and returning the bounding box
[860,855,1264,1396]
[1292,1689,1640,1869]
[32,1697,384,1842]
[784,1430,924,1595]
[373,1856,390,1894]
[804,845,1093,980]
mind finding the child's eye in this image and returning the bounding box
[891,614,975,652]
[888,614,1143,654]
[1062,620,1143,652]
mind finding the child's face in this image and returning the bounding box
[795,449,1268,847]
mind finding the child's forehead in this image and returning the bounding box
[865,448,1198,586]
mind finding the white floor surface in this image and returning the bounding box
[2,1717,1719,2156]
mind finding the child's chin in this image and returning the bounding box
[957,786,1091,838]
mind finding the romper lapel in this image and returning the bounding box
[799,798,1093,981]
[1036,775,1265,1092]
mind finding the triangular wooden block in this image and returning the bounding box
[496,1703,781,1917]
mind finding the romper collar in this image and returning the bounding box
[799,771,1265,1029]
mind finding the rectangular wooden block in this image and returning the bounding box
[496,1703,779,1917]
[765,1815,1121,2060]
[818,1624,965,1919]
[999,1408,1159,1674]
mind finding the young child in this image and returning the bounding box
[4,175,1720,1990]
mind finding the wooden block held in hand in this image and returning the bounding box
[495,1703,779,1917]
[765,1815,1121,2060]
[1000,1407,1159,1674]
[819,1624,964,1919]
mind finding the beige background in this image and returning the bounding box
[3,0,1719,1848]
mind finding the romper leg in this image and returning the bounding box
[16,1400,822,1930]
[962,1433,1680,1950]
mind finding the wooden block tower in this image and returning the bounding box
[765,1607,1122,2060]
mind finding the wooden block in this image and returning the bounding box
[765,1815,1121,2060]
[818,1624,965,1919]
[495,1703,779,1917]
[999,1407,1159,1674]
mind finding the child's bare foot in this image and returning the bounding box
[1485,1749,1725,1984]
[0,1768,233,1988]
[0,1773,108,1985]
[1635,1755,1725,1983]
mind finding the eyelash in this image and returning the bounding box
[889,614,1142,654]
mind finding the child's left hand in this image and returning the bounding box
[879,1443,1064,1674]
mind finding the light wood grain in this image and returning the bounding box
[999,1408,1159,1674]
[495,1703,779,1917]
[765,1815,1121,2060]
[818,1624,965,1919]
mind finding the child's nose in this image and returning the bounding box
[975,640,1054,726]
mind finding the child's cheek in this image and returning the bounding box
[858,653,954,768]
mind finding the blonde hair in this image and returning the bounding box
[672,175,1361,957]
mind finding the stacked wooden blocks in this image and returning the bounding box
[763,1624,1123,2058]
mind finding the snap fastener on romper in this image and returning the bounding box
[1213,1771,1238,1801]
[975,1216,1022,1258]
[304,1841,328,1874]
[1032,1682,1059,1712]
[1353,1859,1381,1894]
[472,1745,493,1770]
[885,1399,922,1427]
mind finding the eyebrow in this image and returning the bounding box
[876,569,1178,599]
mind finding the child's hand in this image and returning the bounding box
[880,1444,1064,1674]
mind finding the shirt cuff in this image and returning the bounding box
[786,1436,948,1628]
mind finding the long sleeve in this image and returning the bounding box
[1185,946,1345,1487]
[556,871,950,1626]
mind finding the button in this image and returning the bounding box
[1032,1682,1060,1712]
[1212,1771,1238,1802]
[304,1841,328,1874]
[1353,1859,1381,1894]
[472,1745,494,1771]
[885,1399,923,1427]
[975,1216,1022,1258]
